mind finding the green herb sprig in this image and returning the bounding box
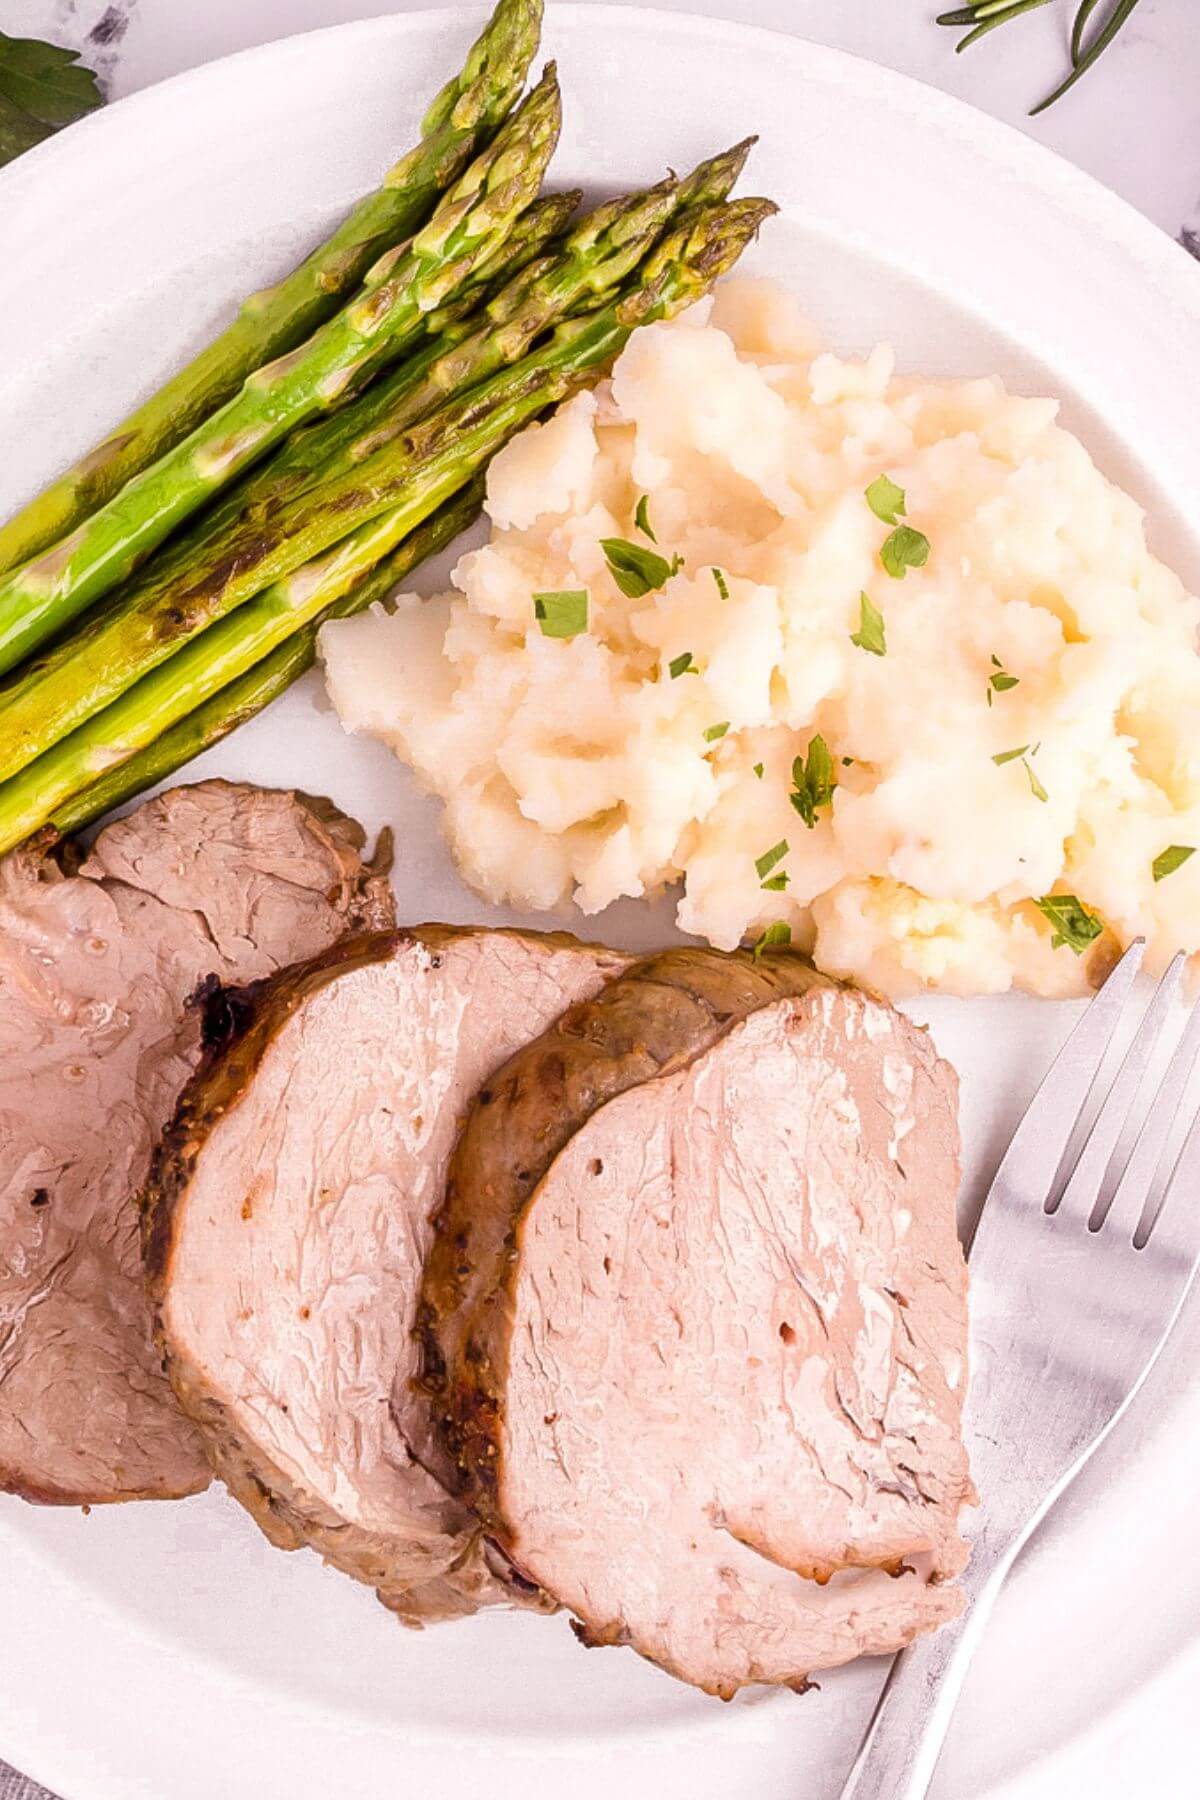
[1034,892,1104,953]
[755,838,789,882]
[988,654,1020,706]
[851,592,887,656]
[601,537,681,599]
[790,734,837,828]
[936,0,1143,116]
[533,590,588,639]
[0,30,103,167]
[752,921,792,960]
[1153,845,1195,884]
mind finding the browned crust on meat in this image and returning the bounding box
[143,926,474,1617]
[421,948,834,1530]
[0,781,395,1508]
[142,921,627,1621]
[142,928,405,1292]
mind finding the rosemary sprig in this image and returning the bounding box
[936,0,1143,114]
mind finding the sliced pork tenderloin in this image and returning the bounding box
[145,927,630,1623]
[0,781,393,1506]
[416,945,832,1484]
[430,952,971,1696]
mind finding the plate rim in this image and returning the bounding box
[0,0,1195,329]
[2,8,1198,1799]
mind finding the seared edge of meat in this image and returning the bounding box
[420,947,833,1521]
[446,976,970,1695]
[143,922,627,1621]
[143,929,419,1571]
[0,781,394,1505]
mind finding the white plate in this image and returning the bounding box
[3,9,1200,1799]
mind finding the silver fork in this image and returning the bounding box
[840,939,1200,1800]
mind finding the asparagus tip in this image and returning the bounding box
[674,135,760,211]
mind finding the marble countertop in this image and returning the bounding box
[8,0,1200,244]
[2,3,1198,1798]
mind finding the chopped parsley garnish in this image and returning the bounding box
[988,654,1019,706]
[752,921,792,961]
[703,721,729,743]
[995,744,1047,800]
[865,474,906,525]
[755,839,789,881]
[790,734,837,828]
[760,872,789,892]
[711,566,731,602]
[1034,893,1104,954]
[601,536,680,599]
[850,591,887,656]
[533,589,588,639]
[634,494,657,542]
[669,651,696,679]
[753,762,765,779]
[1153,844,1196,883]
[879,524,930,579]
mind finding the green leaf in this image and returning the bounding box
[1153,844,1196,883]
[711,566,730,602]
[634,495,657,542]
[668,651,695,679]
[850,592,887,656]
[0,32,102,168]
[1024,759,1049,803]
[1034,893,1104,954]
[1030,0,1142,115]
[753,762,765,779]
[880,524,930,579]
[865,474,906,525]
[760,872,789,892]
[936,0,1138,115]
[533,589,588,639]
[600,537,678,599]
[755,839,789,880]
[993,745,1030,766]
[988,654,1020,706]
[752,921,792,961]
[703,721,729,743]
[790,733,837,828]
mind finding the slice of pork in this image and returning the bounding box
[145,927,630,1623]
[432,955,971,1695]
[417,945,831,1486]
[0,781,393,1506]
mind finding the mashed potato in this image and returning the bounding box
[320,278,1200,998]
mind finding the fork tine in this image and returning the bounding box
[1106,987,1200,1247]
[980,939,1145,1224]
[1054,952,1186,1224]
[1145,1101,1200,1273]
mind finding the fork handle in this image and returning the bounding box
[838,1534,1019,1800]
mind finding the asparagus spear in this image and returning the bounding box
[104,139,749,586]
[0,200,775,852]
[420,186,582,334]
[44,481,487,841]
[293,138,756,481]
[202,172,681,527]
[0,0,543,578]
[153,186,583,565]
[0,169,762,786]
[0,66,561,678]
